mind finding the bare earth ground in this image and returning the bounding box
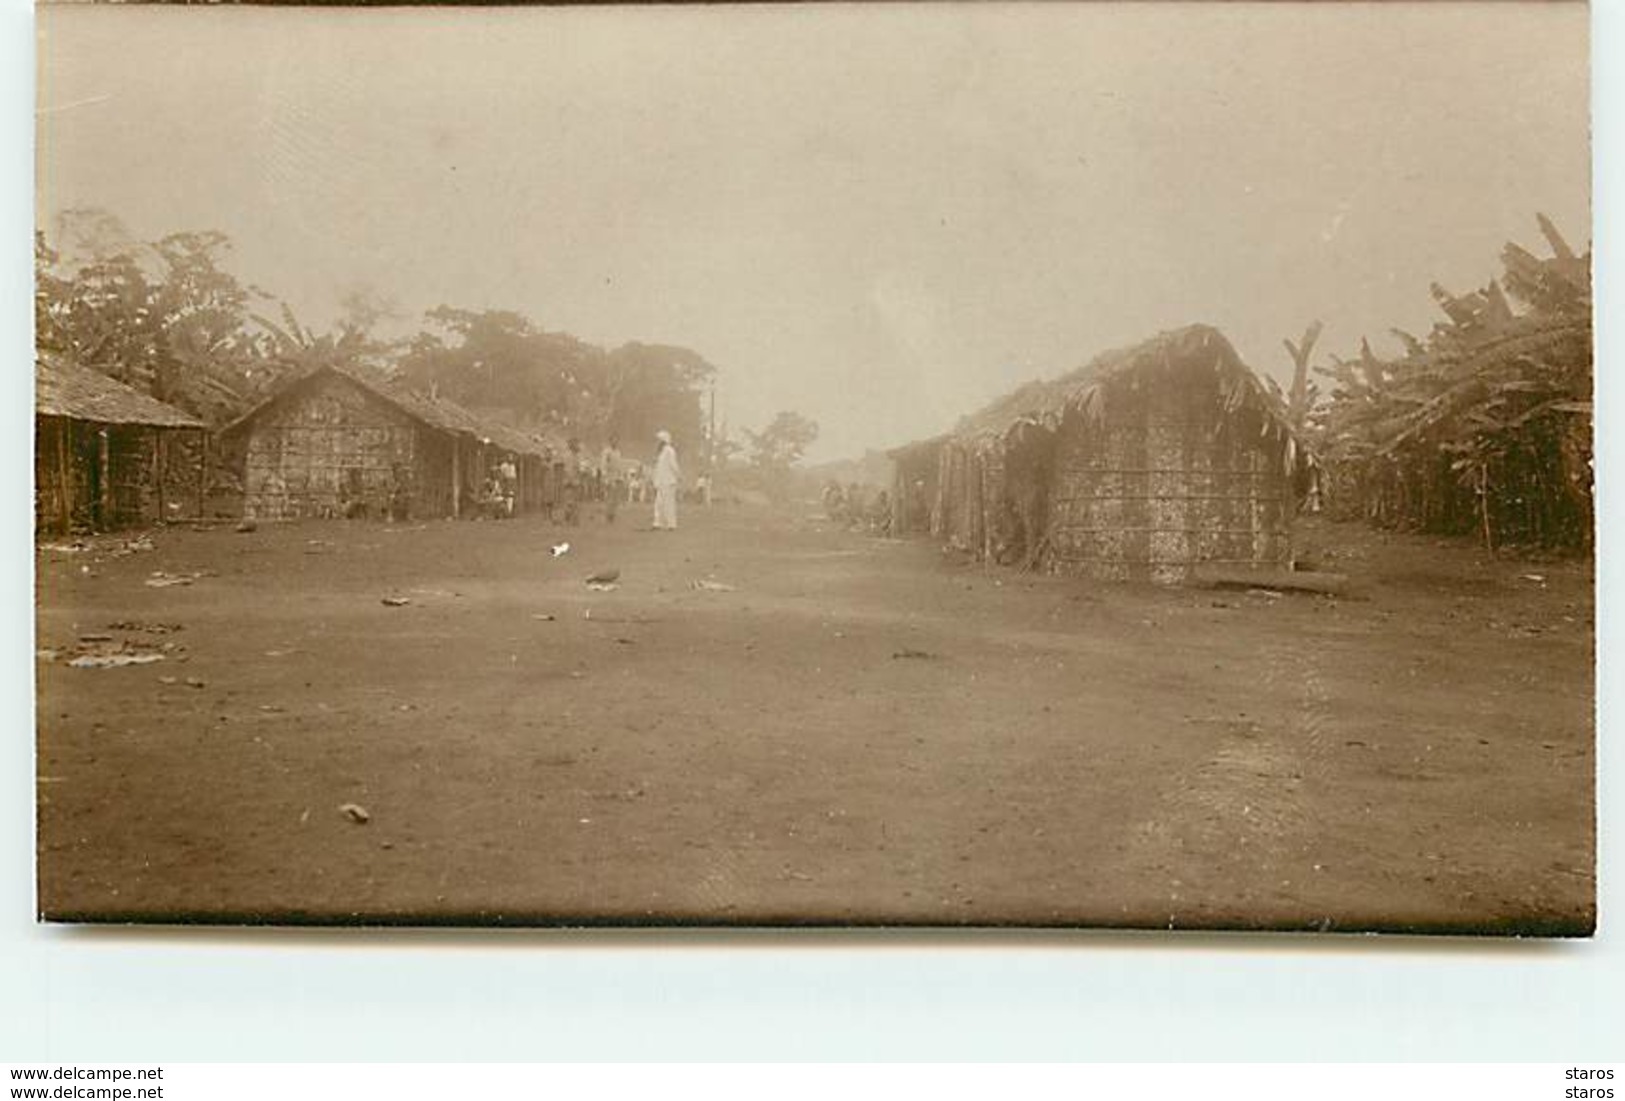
[34,503,1594,933]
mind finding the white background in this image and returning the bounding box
[1,0,1620,1064]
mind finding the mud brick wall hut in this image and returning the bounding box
[220,364,558,521]
[35,353,208,535]
[899,325,1306,583]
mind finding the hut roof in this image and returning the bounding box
[950,324,1294,444]
[36,354,206,430]
[885,433,950,462]
[221,364,561,458]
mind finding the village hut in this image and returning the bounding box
[887,434,945,537]
[220,364,559,521]
[900,325,1306,583]
[35,353,208,535]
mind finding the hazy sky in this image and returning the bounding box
[36,3,1589,462]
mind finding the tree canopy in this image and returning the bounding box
[36,210,722,451]
[1312,215,1591,549]
[746,411,820,478]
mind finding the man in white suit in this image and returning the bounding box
[652,429,682,531]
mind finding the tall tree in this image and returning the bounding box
[37,215,269,421]
[1282,319,1323,434]
[394,310,715,450]
[597,342,715,455]
[746,410,819,497]
[395,307,598,429]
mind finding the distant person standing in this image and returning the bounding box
[561,438,586,526]
[600,436,625,524]
[496,456,518,516]
[696,472,713,508]
[652,430,681,531]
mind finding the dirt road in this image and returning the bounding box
[34,504,1594,932]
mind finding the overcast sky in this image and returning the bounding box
[36,3,1589,462]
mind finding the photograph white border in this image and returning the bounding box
[2,0,1619,1063]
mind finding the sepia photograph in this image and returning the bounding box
[31,1,1593,934]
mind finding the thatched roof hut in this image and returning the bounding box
[221,363,563,521]
[895,325,1307,582]
[35,354,207,534]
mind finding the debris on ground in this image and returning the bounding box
[586,568,621,585]
[145,571,203,588]
[1521,573,1547,583]
[691,578,737,592]
[51,634,175,669]
[532,613,557,622]
[586,582,619,592]
[588,783,647,802]
[185,677,206,689]
[111,537,156,557]
[235,520,257,534]
[407,588,460,598]
[39,541,89,554]
[892,648,940,660]
[380,596,411,607]
[338,803,371,824]
[551,542,571,558]
[68,652,165,669]
[1192,565,1353,596]
[107,621,184,634]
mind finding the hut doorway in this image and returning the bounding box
[998,422,1056,567]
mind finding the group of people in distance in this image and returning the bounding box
[822,480,891,535]
[481,428,692,530]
